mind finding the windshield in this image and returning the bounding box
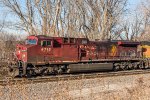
[26,39,37,45]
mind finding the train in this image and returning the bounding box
[7,35,150,77]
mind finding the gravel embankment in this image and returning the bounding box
[0,73,150,100]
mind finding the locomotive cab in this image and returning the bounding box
[16,35,38,62]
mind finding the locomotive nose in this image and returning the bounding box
[16,45,27,61]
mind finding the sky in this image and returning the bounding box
[126,0,143,22]
[128,0,141,10]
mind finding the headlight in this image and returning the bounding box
[22,54,26,58]
[18,50,21,54]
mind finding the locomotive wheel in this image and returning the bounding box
[26,66,35,77]
[144,60,149,69]
[57,65,66,74]
[138,61,144,69]
[128,63,133,70]
[120,63,126,70]
[26,69,32,78]
[57,69,63,74]
[113,64,120,71]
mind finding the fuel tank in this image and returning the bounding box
[68,63,113,73]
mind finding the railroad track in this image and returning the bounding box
[0,69,150,86]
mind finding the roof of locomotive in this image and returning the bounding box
[93,40,140,46]
[31,35,88,40]
[28,35,140,46]
[94,39,139,43]
[35,35,53,39]
[28,35,89,44]
[141,41,150,45]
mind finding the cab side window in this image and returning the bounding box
[47,41,51,46]
[82,40,88,44]
[42,41,47,46]
[41,40,51,46]
[70,38,75,44]
[64,38,69,43]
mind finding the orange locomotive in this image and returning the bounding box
[9,35,148,77]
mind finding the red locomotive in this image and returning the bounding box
[9,35,149,77]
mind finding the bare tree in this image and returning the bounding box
[84,0,127,40]
[129,0,150,41]
[1,0,127,39]
[139,0,150,40]
[116,13,144,41]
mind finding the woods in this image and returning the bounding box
[0,0,127,40]
[0,0,149,40]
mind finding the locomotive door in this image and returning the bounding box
[62,38,78,61]
[79,45,87,60]
[79,39,89,60]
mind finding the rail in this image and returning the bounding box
[0,69,150,86]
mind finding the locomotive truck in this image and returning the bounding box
[8,35,150,77]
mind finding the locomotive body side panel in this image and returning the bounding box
[117,41,139,59]
[62,44,78,61]
[95,41,119,59]
[141,42,150,58]
[94,40,139,60]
